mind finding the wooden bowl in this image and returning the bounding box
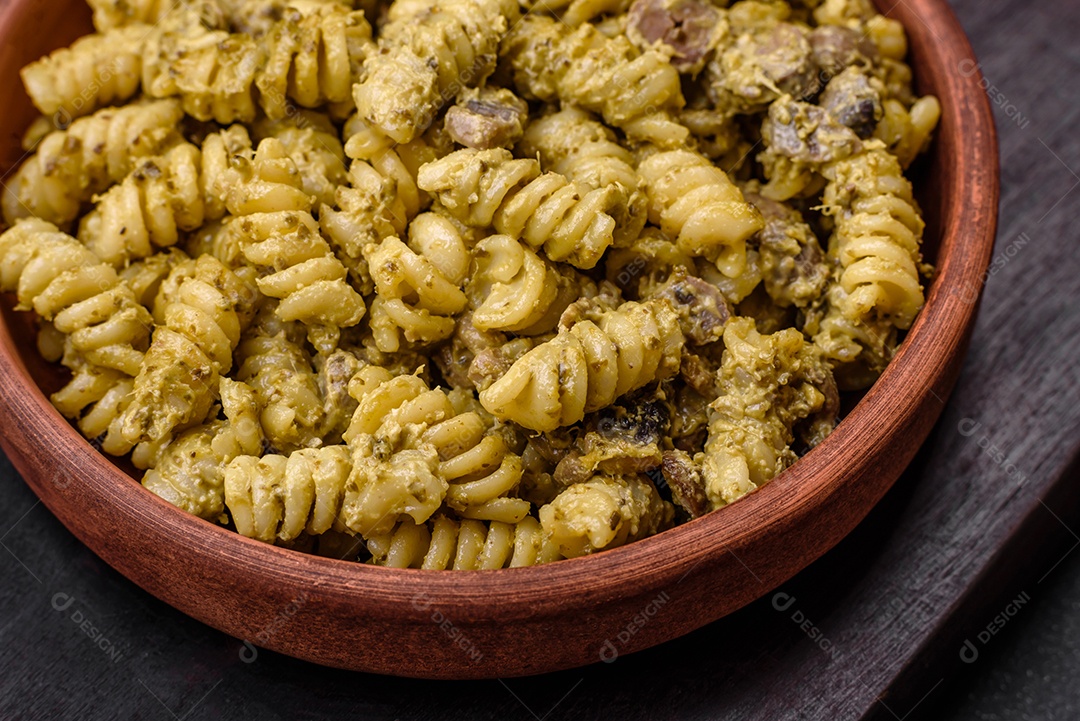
[0,0,997,679]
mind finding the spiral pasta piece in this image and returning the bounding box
[142,376,264,519]
[502,15,687,146]
[225,445,356,543]
[518,107,647,246]
[368,515,560,569]
[873,96,941,169]
[254,112,347,209]
[142,18,262,123]
[0,219,152,378]
[20,25,145,121]
[77,137,205,267]
[339,369,454,536]
[256,2,374,120]
[237,210,367,353]
[121,255,260,445]
[197,125,255,222]
[353,0,520,143]
[2,99,184,228]
[421,409,530,523]
[638,148,764,278]
[79,126,281,266]
[50,365,138,457]
[344,367,532,531]
[234,310,326,453]
[202,133,313,225]
[467,234,586,335]
[419,148,625,269]
[322,120,448,288]
[538,473,673,558]
[0,221,170,459]
[479,298,684,431]
[807,283,897,391]
[822,142,925,330]
[700,318,837,509]
[364,213,469,353]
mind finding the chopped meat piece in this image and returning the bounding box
[820,67,883,138]
[755,23,819,99]
[744,190,830,309]
[679,351,720,398]
[709,22,818,111]
[467,337,543,391]
[594,393,669,446]
[808,25,879,78]
[435,312,507,390]
[761,97,862,165]
[656,271,732,346]
[627,0,723,72]
[552,390,671,485]
[661,450,710,518]
[444,87,529,150]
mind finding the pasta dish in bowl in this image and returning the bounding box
[0,0,997,677]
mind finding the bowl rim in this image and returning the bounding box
[0,0,999,636]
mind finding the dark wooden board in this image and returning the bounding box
[1,0,1078,717]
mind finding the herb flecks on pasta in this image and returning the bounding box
[2,99,184,228]
[419,148,626,269]
[479,298,684,432]
[354,0,519,143]
[5,0,939,568]
[692,318,838,511]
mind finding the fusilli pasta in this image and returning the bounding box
[77,136,205,266]
[479,298,683,431]
[353,0,519,143]
[21,25,145,121]
[467,233,589,335]
[821,141,925,331]
[502,15,687,146]
[698,318,837,509]
[121,255,259,445]
[142,376,264,518]
[0,218,152,377]
[419,148,625,270]
[2,99,183,228]
[1,0,939,568]
[364,213,469,352]
[518,106,647,246]
[539,472,673,558]
[368,515,559,569]
[638,148,764,277]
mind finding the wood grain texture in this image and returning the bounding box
[4,0,1073,716]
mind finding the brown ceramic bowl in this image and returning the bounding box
[0,0,997,679]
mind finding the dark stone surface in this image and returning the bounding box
[2,0,1079,719]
